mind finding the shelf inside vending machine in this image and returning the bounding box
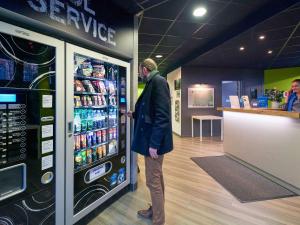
[74,74,106,81]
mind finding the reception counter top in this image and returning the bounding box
[220,107,300,194]
[217,107,300,119]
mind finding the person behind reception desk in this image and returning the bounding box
[285,79,300,112]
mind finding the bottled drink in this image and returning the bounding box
[87,109,94,131]
[74,110,81,133]
[80,109,87,132]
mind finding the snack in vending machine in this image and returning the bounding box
[80,61,93,76]
[74,151,83,169]
[97,95,102,106]
[86,149,93,164]
[74,135,81,151]
[99,81,107,94]
[92,96,98,106]
[108,81,116,95]
[81,149,87,165]
[80,134,87,149]
[82,80,95,93]
[92,80,101,93]
[81,96,87,106]
[74,80,86,92]
[102,146,107,157]
[97,146,102,159]
[101,95,107,105]
[87,96,93,106]
[74,96,82,107]
[92,64,106,78]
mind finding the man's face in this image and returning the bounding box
[292,82,300,93]
[138,65,147,79]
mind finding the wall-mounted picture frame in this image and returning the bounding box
[188,87,214,108]
[174,78,181,90]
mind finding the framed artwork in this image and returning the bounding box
[175,100,180,122]
[188,87,214,108]
[174,78,181,90]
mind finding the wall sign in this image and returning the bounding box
[188,87,214,108]
[0,0,134,57]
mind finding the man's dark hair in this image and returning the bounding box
[292,79,300,84]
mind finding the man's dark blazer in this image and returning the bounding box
[131,71,173,156]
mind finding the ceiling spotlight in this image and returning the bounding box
[239,46,245,51]
[268,50,273,54]
[155,55,163,58]
[193,7,207,17]
[259,35,265,40]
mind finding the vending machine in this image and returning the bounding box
[0,22,65,225]
[65,44,130,224]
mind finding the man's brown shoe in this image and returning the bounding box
[137,205,153,219]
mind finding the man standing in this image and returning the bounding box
[128,58,173,225]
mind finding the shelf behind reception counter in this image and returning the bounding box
[218,107,300,194]
[217,107,300,119]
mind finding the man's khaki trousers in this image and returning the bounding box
[145,155,165,225]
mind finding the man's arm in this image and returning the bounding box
[149,77,171,150]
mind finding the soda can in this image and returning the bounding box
[74,135,81,151]
[92,147,97,161]
[80,149,87,165]
[86,149,92,164]
[102,146,107,157]
[97,146,102,159]
[92,132,97,145]
[80,134,87,149]
[74,151,82,169]
[96,130,101,144]
[86,132,93,147]
[102,130,107,142]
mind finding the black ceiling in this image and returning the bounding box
[114,0,300,74]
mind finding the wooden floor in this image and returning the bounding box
[88,135,300,225]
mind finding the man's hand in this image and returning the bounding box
[126,111,133,118]
[149,147,158,159]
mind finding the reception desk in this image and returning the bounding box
[218,108,300,194]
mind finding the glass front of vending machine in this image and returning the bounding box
[65,44,130,224]
[0,22,65,225]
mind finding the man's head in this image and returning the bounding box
[139,58,158,79]
[292,79,300,94]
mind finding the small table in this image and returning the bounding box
[191,115,224,141]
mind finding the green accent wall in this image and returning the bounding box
[138,83,145,97]
[264,67,300,91]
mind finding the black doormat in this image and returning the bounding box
[191,155,297,203]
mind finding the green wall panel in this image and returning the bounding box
[264,67,300,91]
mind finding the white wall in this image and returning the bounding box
[167,67,181,136]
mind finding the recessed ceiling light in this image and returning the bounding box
[239,46,245,51]
[193,7,207,17]
[155,55,163,58]
[268,50,273,54]
[259,35,265,40]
